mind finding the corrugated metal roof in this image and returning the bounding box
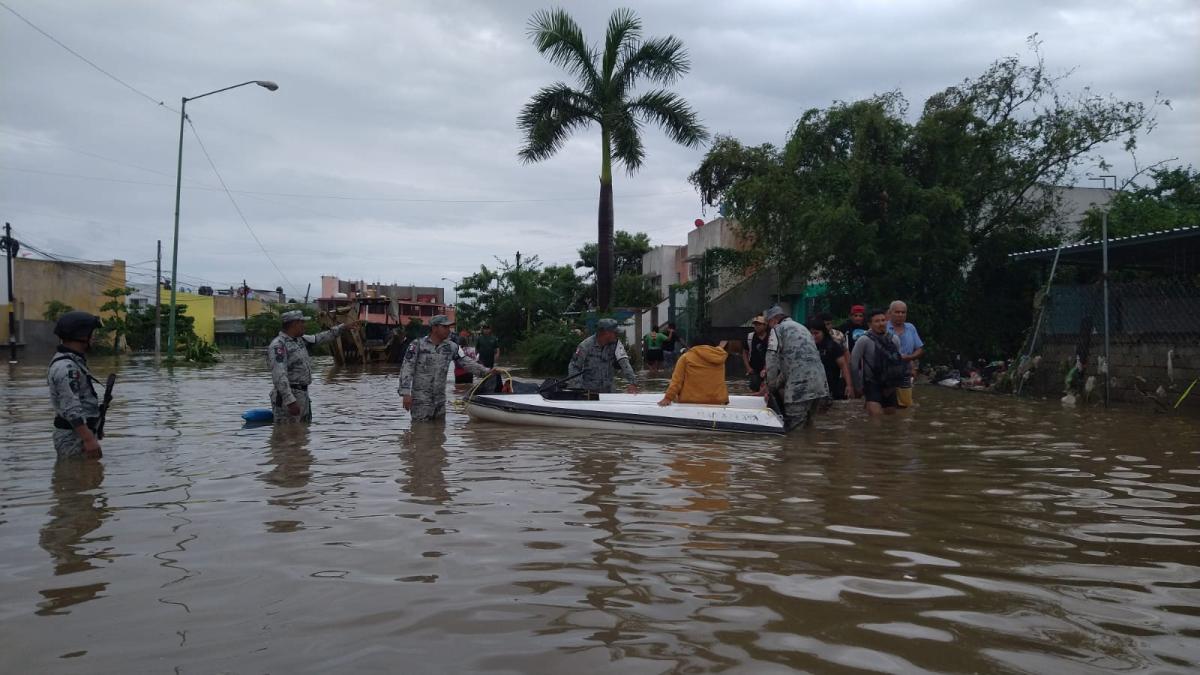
[1008,225,1200,260]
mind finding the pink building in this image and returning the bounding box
[318,276,455,326]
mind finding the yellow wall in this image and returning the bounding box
[213,295,267,320]
[14,257,126,315]
[2,258,126,343]
[161,289,215,342]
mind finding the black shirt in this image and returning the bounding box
[475,334,499,368]
[840,321,869,351]
[747,332,769,371]
[815,334,846,393]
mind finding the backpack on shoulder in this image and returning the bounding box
[870,333,908,388]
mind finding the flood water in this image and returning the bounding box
[2,351,1198,674]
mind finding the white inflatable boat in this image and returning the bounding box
[464,392,785,435]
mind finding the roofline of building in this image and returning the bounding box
[1008,225,1199,261]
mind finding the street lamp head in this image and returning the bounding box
[255,80,279,91]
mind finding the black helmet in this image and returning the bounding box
[54,311,102,340]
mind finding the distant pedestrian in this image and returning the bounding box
[764,305,829,431]
[475,324,500,369]
[742,315,769,392]
[47,311,105,459]
[400,315,492,421]
[268,310,359,423]
[850,308,906,416]
[807,319,853,400]
[819,312,846,352]
[660,322,679,369]
[887,300,925,408]
[839,304,868,353]
[643,327,666,374]
[568,318,639,394]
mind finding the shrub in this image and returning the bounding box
[519,321,580,376]
[183,337,220,364]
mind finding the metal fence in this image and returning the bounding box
[1016,275,1200,408]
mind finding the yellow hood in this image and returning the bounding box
[689,344,728,365]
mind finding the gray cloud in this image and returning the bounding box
[2,0,1196,295]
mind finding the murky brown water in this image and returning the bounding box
[2,351,1198,674]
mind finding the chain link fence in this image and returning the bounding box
[1015,275,1200,410]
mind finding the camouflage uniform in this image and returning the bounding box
[47,347,100,459]
[399,336,489,421]
[765,317,830,431]
[568,335,638,393]
[268,324,346,423]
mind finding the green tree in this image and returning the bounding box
[126,303,195,351]
[246,304,320,343]
[97,287,135,351]
[42,300,74,322]
[576,230,653,277]
[1078,166,1200,241]
[689,39,1157,361]
[576,230,659,307]
[518,8,707,310]
[456,255,587,344]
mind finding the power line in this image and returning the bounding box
[185,118,301,298]
[0,0,177,114]
[0,165,693,204]
[18,240,134,287]
[0,129,203,185]
[15,231,239,288]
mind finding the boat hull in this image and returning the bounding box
[465,393,785,435]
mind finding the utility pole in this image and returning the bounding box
[154,240,162,358]
[3,222,19,364]
[515,251,521,271]
[1091,175,1117,407]
[304,283,311,305]
[243,279,250,349]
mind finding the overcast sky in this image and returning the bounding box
[2,0,1196,298]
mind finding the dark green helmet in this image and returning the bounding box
[54,311,102,340]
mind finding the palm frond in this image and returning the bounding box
[517,82,598,163]
[608,110,646,173]
[601,8,641,80]
[614,36,689,95]
[528,8,599,90]
[627,89,709,148]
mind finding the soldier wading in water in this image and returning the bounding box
[47,311,106,459]
[567,318,639,394]
[399,315,493,422]
[268,310,358,423]
[763,304,829,431]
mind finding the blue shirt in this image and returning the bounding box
[887,322,923,356]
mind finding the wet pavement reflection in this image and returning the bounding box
[1,351,1198,673]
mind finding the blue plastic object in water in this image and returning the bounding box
[242,408,274,422]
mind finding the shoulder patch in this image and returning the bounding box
[274,344,287,363]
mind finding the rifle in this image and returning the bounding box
[95,374,116,440]
[537,369,587,394]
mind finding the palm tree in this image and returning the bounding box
[518,8,708,310]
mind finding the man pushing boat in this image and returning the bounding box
[400,315,494,421]
[568,318,639,395]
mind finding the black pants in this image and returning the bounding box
[748,370,763,392]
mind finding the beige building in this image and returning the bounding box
[1,257,126,353]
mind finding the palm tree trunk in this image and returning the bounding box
[597,126,614,311]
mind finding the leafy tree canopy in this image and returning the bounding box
[1079,166,1200,241]
[688,37,1159,361]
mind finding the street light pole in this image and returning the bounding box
[441,277,458,306]
[167,80,278,360]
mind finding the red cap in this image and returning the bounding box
[850,304,865,314]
